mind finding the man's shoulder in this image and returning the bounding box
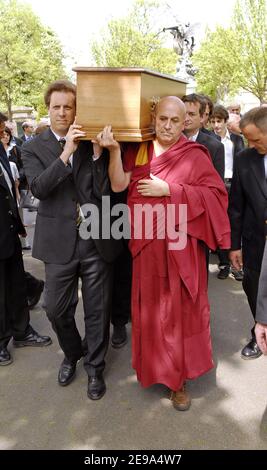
[197,130,223,150]
[22,129,52,151]
[235,147,259,165]
[236,147,257,157]
[230,132,244,145]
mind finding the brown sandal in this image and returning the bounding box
[170,384,191,411]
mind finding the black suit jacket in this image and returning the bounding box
[212,131,245,171]
[196,130,225,181]
[22,129,122,264]
[0,143,25,260]
[14,136,23,147]
[201,127,221,141]
[230,133,245,168]
[229,147,267,272]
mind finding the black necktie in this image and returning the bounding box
[59,138,71,169]
[59,138,66,150]
[58,138,81,225]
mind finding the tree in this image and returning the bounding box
[90,0,177,75]
[0,0,67,118]
[191,27,241,102]
[192,0,267,103]
[233,0,267,102]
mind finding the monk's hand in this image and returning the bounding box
[137,173,170,197]
[93,125,120,152]
[255,323,267,355]
[229,249,243,271]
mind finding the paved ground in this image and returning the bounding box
[1,211,267,450]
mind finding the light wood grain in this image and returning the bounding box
[73,68,187,142]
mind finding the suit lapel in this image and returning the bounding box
[40,128,64,162]
[250,151,267,199]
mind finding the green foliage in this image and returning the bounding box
[0,0,67,117]
[91,0,177,75]
[192,27,242,101]
[192,0,267,102]
[233,0,267,102]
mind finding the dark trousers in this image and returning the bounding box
[0,236,30,349]
[25,271,41,297]
[217,180,231,267]
[45,237,112,376]
[111,242,132,327]
[217,248,230,267]
[242,267,260,339]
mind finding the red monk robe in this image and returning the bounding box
[123,135,230,391]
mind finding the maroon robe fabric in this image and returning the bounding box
[123,135,230,391]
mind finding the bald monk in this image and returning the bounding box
[96,96,230,411]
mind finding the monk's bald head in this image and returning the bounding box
[154,96,186,148]
[155,96,186,120]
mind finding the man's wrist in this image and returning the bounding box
[60,155,70,166]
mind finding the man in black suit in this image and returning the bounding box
[229,106,267,359]
[0,112,51,366]
[22,80,121,400]
[210,105,245,281]
[182,94,225,180]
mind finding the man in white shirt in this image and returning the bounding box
[211,105,245,281]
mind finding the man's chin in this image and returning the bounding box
[53,124,69,134]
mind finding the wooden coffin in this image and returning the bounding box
[73,67,187,142]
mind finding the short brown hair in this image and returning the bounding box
[44,80,76,108]
[199,94,214,117]
[240,106,267,133]
[212,105,229,122]
[181,93,206,116]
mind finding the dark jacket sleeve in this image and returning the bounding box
[22,144,72,200]
[211,142,225,181]
[228,155,244,250]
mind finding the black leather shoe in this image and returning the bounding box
[231,268,244,281]
[0,347,13,366]
[217,266,230,279]
[13,329,52,348]
[111,325,127,349]
[58,358,77,386]
[28,280,45,309]
[87,374,106,400]
[241,339,262,360]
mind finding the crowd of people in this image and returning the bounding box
[1,80,267,412]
